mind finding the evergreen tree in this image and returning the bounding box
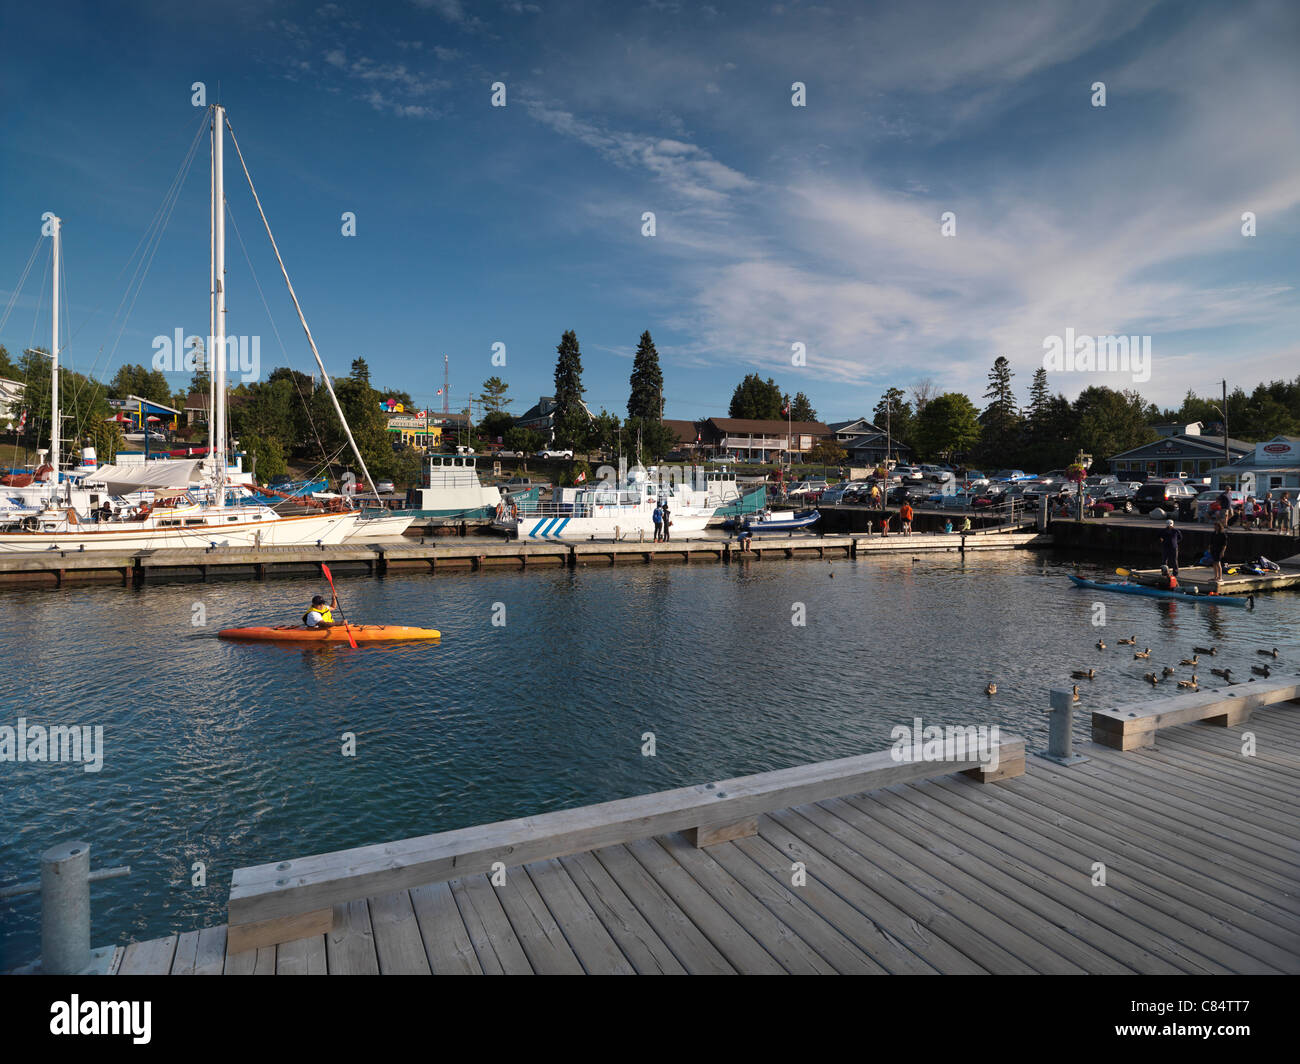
[786,391,816,422]
[728,374,783,419]
[873,388,914,451]
[627,331,664,420]
[479,376,510,414]
[977,356,1021,466]
[552,330,589,448]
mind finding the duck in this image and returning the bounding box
[1070,668,1096,680]
[1117,636,1137,646]
[1210,667,1232,680]
[1071,684,1080,702]
[1179,655,1199,666]
[1257,647,1279,658]
[1161,665,1176,677]
[985,682,997,696]
[1193,645,1216,656]
[1251,664,1271,677]
[1096,639,1107,650]
[1143,672,1160,685]
[1133,648,1151,659]
[1177,675,1199,691]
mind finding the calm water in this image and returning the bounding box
[2,550,1297,965]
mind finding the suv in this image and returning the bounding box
[537,448,574,460]
[1135,480,1197,517]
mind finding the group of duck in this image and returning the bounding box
[983,644,1281,699]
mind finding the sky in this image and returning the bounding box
[1,0,1297,424]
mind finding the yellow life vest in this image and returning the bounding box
[303,605,333,625]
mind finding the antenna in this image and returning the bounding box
[443,355,450,416]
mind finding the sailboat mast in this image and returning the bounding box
[212,105,227,494]
[208,115,217,481]
[50,214,61,486]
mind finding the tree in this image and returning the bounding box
[1072,386,1157,467]
[787,391,816,422]
[314,359,396,481]
[911,378,938,414]
[0,343,18,379]
[1021,368,1075,470]
[728,374,783,419]
[807,440,846,465]
[552,330,589,448]
[627,331,664,420]
[240,431,287,482]
[479,410,514,444]
[913,392,982,460]
[504,425,546,455]
[873,388,914,451]
[86,419,125,463]
[621,416,676,462]
[977,356,1022,467]
[108,363,172,405]
[479,376,510,414]
[586,409,622,458]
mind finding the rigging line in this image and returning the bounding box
[224,115,378,497]
[0,234,43,337]
[223,201,330,467]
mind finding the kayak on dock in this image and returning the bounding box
[219,624,442,642]
[1067,574,1253,608]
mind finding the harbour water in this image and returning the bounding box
[2,550,1298,966]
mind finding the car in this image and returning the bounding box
[1195,489,1245,523]
[537,449,574,460]
[708,453,739,464]
[1096,484,1137,513]
[375,479,396,494]
[892,465,924,481]
[1083,474,1118,489]
[1135,480,1198,518]
[989,469,1031,482]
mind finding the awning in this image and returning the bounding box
[84,459,203,494]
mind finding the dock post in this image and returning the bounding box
[0,841,130,974]
[1041,688,1090,766]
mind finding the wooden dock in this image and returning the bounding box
[0,528,1045,588]
[107,688,1299,975]
[1129,563,1300,595]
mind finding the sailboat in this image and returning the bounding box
[0,106,407,551]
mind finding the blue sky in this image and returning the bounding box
[1,0,1297,423]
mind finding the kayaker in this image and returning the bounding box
[1156,564,1178,590]
[303,594,338,628]
[1159,519,1181,575]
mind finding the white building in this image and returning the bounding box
[1211,436,1300,495]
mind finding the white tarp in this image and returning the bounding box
[84,459,203,494]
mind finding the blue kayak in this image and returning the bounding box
[1068,574,1253,608]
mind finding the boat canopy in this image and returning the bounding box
[85,459,203,494]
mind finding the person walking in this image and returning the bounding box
[651,504,663,542]
[1210,517,1228,583]
[1159,518,1181,575]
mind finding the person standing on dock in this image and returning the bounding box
[1210,518,1228,583]
[651,504,663,542]
[900,501,914,536]
[1159,519,1181,575]
[661,501,672,542]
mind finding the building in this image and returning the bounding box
[108,395,181,432]
[515,396,594,442]
[699,417,831,461]
[826,418,912,465]
[183,392,210,426]
[663,419,703,455]
[1107,426,1251,481]
[1211,436,1300,495]
[385,414,442,450]
[0,377,23,422]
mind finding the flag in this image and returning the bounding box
[575,471,586,483]
[17,408,27,431]
[782,403,790,417]
[436,388,443,395]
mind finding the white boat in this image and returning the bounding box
[344,511,414,540]
[413,455,503,517]
[495,472,716,540]
[0,106,383,552]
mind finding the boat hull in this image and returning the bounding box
[1067,574,1252,607]
[219,624,441,642]
[0,510,358,553]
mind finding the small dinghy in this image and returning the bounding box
[725,509,820,533]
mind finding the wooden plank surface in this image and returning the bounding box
[368,890,432,975]
[118,935,178,975]
[409,881,482,975]
[325,899,379,975]
[275,934,327,975]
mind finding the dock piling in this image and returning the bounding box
[1041,688,1090,765]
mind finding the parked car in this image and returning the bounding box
[376,479,396,494]
[537,448,573,460]
[708,453,738,464]
[990,469,1031,482]
[893,465,924,481]
[1195,490,1245,523]
[1135,480,1198,517]
[502,476,537,490]
[1084,475,1118,489]
[1096,483,1137,513]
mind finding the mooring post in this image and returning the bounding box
[0,841,130,974]
[1042,688,1090,766]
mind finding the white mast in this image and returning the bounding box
[50,214,61,491]
[212,105,227,495]
[208,115,217,480]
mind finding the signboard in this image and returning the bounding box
[1255,439,1299,462]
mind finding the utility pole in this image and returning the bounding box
[1221,379,1229,464]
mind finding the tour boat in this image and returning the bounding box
[495,472,716,540]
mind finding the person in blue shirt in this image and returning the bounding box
[1159,519,1181,575]
[651,505,663,542]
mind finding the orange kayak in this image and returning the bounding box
[219,624,442,642]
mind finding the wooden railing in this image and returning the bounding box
[226,733,1025,952]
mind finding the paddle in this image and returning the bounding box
[320,563,357,648]
[1115,567,1131,577]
